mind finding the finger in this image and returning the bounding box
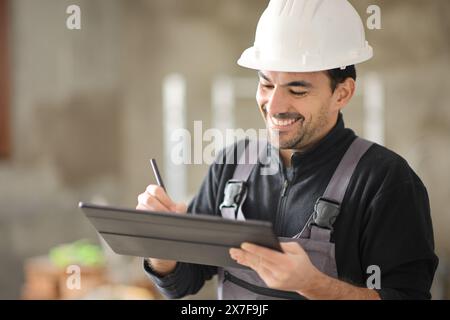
[137,193,170,212]
[280,242,304,254]
[230,249,279,287]
[173,202,187,214]
[136,203,149,210]
[230,248,279,273]
[241,242,285,264]
[137,194,166,211]
[230,248,258,269]
[146,185,176,210]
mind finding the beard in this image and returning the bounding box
[265,104,329,150]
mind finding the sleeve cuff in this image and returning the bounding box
[143,259,187,289]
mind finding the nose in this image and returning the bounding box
[265,87,288,116]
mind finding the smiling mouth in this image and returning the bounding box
[267,115,303,130]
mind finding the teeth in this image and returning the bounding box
[270,116,299,127]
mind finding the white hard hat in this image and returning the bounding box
[238,0,373,72]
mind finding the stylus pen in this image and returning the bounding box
[150,158,166,191]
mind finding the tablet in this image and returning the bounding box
[79,202,281,269]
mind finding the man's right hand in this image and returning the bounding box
[136,184,187,276]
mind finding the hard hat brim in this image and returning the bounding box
[237,46,374,73]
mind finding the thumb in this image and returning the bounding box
[280,242,303,254]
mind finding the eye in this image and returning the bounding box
[260,83,274,89]
[290,90,307,97]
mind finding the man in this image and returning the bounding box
[137,0,438,299]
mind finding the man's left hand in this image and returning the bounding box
[229,242,319,294]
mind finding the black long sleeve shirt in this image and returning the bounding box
[144,114,438,300]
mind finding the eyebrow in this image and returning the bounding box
[258,71,313,89]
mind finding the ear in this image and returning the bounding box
[332,78,355,112]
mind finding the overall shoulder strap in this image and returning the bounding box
[310,137,373,231]
[220,140,268,220]
[323,137,373,203]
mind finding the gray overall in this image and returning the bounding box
[217,137,373,300]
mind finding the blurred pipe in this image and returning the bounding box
[0,0,11,158]
[212,76,259,149]
[212,75,234,131]
[212,76,234,149]
[163,74,187,201]
[363,73,385,145]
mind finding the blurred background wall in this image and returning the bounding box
[0,0,449,299]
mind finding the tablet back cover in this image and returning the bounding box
[79,202,281,269]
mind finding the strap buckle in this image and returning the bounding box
[311,197,341,230]
[219,180,247,210]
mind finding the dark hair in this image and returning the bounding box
[326,65,356,92]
